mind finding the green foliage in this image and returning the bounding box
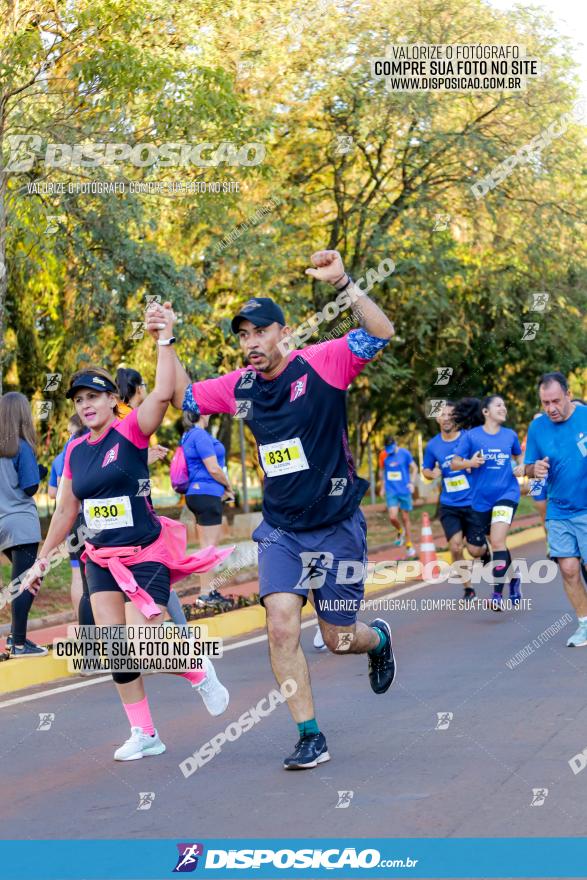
[0,0,585,470]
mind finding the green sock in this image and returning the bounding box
[370,625,388,655]
[297,718,319,737]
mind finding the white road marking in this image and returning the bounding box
[0,577,443,709]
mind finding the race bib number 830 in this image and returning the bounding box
[83,496,134,530]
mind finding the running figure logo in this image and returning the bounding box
[173,843,204,873]
[102,443,120,468]
[137,792,155,810]
[37,712,55,731]
[434,367,453,385]
[43,372,62,392]
[130,321,144,340]
[521,322,539,341]
[435,712,453,730]
[290,374,308,402]
[295,552,334,590]
[144,294,162,307]
[334,135,354,155]
[234,399,253,420]
[530,788,549,806]
[136,479,151,497]
[238,370,255,390]
[433,213,451,231]
[427,399,446,418]
[336,632,354,652]
[329,477,347,496]
[335,790,354,808]
[35,400,53,420]
[530,293,549,311]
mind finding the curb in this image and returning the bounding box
[0,527,546,697]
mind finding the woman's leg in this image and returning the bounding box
[91,590,168,759]
[8,543,39,647]
[124,599,228,715]
[488,521,512,597]
[70,563,83,616]
[167,589,188,625]
[196,523,224,593]
[90,591,145,703]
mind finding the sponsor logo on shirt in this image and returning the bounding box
[482,449,509,467]
[290,374,308,402]
[101,442,120,468]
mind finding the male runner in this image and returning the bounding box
[147,249,396,770]
[422,402,475,600]
[524,372,587,646]
[378,436,418,557]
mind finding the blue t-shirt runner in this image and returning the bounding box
[182,426,226,497]
[525,407,587,521]
[380,445,414,500]
[423,433,472,508]
[454,426,521,512]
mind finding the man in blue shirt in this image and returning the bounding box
[379,436,418,557]
[423,402,476,599]
[525,372,587,647]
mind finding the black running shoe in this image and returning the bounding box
[368,618,396,694]
[196,589,228,607]
[463,587,476,602]
[283,732,330,770]
[4,635,42,650]
[10,640,48,658]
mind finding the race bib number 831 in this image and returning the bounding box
[259,438,309,477]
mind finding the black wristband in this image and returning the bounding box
[334,275,353,292]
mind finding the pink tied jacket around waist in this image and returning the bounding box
[81,516,235,619]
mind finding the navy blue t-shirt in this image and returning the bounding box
[423,433,472,507]
[64,409,160,547]
[184,330,389,531]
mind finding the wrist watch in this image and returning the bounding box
[157,336,176,346]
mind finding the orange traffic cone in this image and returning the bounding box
[419,512,440,576]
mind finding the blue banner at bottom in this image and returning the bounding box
[1,838,586,879]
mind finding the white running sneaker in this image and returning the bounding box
[194,657,229,716]
[313,625,327,651]
[114,726,166,761]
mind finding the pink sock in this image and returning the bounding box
[181,667,207,686]
[123,696,155,736]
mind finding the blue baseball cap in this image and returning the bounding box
[231,297,285,333]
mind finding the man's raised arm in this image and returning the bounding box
[305,250,394,339]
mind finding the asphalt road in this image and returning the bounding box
[2,539,587,842]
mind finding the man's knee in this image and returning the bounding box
[449,537,463,556]
[559,557,581,579]
[266,607,301,648]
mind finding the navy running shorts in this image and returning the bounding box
[252,508,368,626]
